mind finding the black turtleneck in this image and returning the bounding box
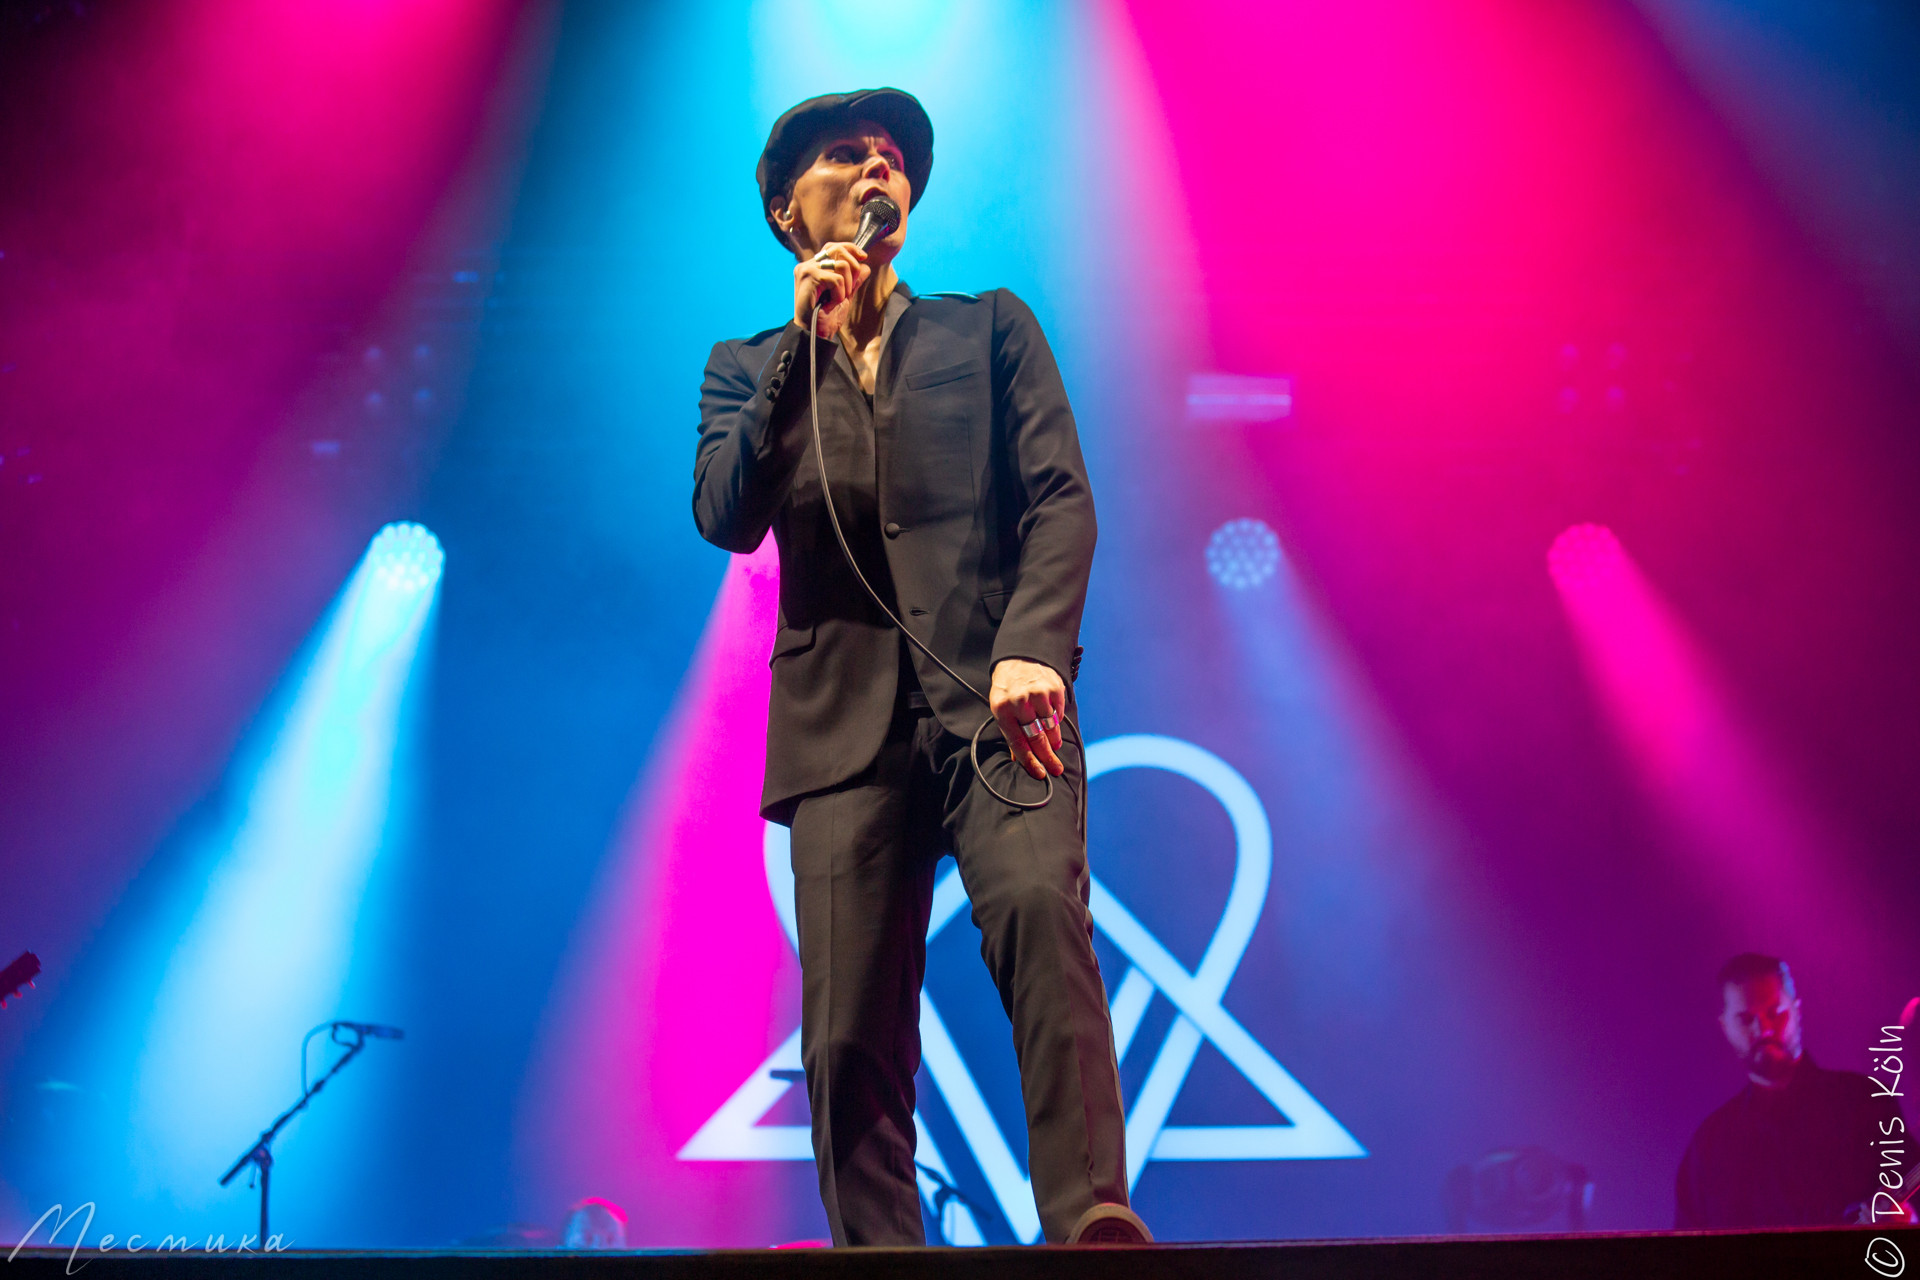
[1676,1053,1911,1228]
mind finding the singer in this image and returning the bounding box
[691,89,1144,1246]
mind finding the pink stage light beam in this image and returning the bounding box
[518,537,798,1247]
[1547,523,1857,946]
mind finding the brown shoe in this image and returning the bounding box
[1066,1203,1154,1245]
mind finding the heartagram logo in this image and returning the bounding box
[679,734,1365,1244]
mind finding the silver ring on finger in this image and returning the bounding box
[1020,719,1044,739]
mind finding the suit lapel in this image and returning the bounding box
[874,283,916,515]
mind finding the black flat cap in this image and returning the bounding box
[756,88,933,250]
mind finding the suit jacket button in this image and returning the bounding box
[883,521,902,538]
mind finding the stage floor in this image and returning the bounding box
[7,1228,1907,1278]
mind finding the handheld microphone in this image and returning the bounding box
[333,1021,404,1040]
[851,193,901,252]
[815,195,902,315]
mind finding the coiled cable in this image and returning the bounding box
[805,297,1083,824]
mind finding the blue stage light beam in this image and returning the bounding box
[124,522,442,1231]
[1203,524,1450,1051]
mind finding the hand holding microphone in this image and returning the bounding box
[796,245,868,337]
[793,194,901,338]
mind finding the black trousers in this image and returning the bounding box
[788,703,1130,1245]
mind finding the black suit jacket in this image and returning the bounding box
[693,285,1096,821]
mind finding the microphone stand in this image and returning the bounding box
[218,1027,371,1243]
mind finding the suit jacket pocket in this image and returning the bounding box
[769,624,815,666]
[895,359,984,522]
[981,590,1011,624]
[904,357,986,391]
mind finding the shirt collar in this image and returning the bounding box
[1743,1051,1816,1104]
[832,279,915,389]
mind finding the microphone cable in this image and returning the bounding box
[805,290,1083,825]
